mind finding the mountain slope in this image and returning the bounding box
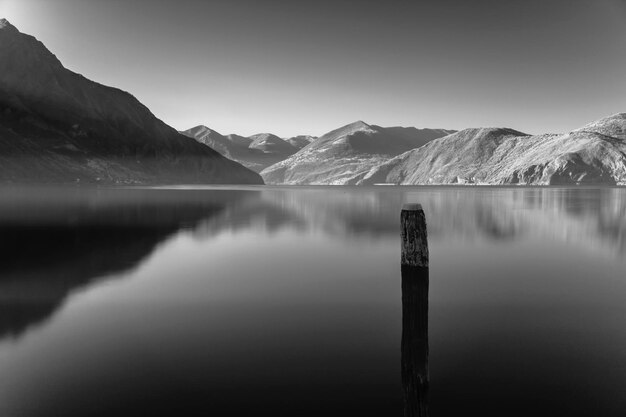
[358,114,626,185]
[286,135,316,149]
[260,121,454,184]
[182,128,298,172]
[182,125,248,159]
[248,133,298,154]
[0,19,262,184]
[182,129,256,156]
[225,134,254,148]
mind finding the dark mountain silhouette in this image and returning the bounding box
[0,19,262,185]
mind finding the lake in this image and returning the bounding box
[0,186,625,416]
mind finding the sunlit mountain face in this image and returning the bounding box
[261,122,454,185]
[359,114,626,186]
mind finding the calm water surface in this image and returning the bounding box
[0,186,625,416]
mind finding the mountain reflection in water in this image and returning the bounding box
[196,187,626,255]
[0,186,625,417]
[0,187,253,339]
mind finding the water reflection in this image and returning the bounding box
[0,186,252,339]
[220,187,626,256]
[0,186,625,416]
[401,266,429,417]
[3,186,625,343]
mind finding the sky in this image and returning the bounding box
[1,0,625,137]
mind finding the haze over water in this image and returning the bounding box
[0,186,625,416]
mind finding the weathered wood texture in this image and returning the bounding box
[401,203,429,267]
[401,265,429,417]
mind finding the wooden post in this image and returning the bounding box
[401,203,429,417]
[401,204,428,267]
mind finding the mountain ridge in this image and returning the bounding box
[260,121,455,184]
[358,114,626,185]
[181,126,298,173]
[0,19,262,184]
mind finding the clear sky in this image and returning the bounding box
[1,0,625,137]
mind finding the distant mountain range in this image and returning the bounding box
[185,113,626,186]
[185,121,454,182]
[181,126,314,172]
[2,19,625,187]
[0,19,262,184]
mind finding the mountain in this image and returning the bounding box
[260,121,454,184]
[182,125,247,159]
[286,135,316,149]
[0,19,262,184]
[225,133,254,148]
[182,128,298,172]
[248,133,298,154]
[358,113,626,185]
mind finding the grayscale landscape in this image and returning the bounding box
[1,0,626,416]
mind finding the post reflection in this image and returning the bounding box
[401,265,429,417]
